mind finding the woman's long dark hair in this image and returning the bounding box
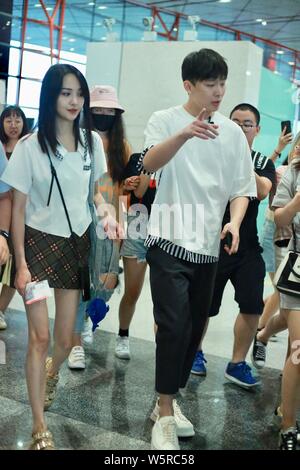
[105,112,128,184]
[0,105,29,144]
[38,64,93,155]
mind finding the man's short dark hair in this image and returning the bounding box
[230,103,260,125]
[181,48,228,84]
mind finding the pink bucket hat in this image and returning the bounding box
[89,85,124,113]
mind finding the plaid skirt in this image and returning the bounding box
[23,225,91,289]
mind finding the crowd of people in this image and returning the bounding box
[0,48,299,451]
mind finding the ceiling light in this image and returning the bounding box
[34,3,42,7]
[68,38,76,42]
[261,20,267,25]
[98,5,107,9]
[88,2,95,5]
[70,47,75,51]
[276,50,284,54]
[219,0,231,3]
[173,27,178,32]
[101,36,107,40]
[256,18,263,22]
[96,22,102,26]
[288,61,295,66]
[46,7,53,11]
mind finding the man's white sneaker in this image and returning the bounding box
[150,399,195,437]
[0,311,7,330]
[115,335,130,360]
[68,346,85,370]
[151,416,180,450]
[81,317,93,346]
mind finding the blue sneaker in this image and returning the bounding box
[224,361,260,389]
[191,350,207,376]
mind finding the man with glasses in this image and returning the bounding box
[191,103,276,388]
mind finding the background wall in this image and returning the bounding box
[86,40,263,151]
[255,68,296,233]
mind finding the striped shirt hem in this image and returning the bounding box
[137,145,155,175]
[145,236,218,264]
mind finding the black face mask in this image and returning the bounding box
[92,114,115,132]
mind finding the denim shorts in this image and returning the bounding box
[260,218,276,273]
[120,236,148,263]
[120,214,148,263]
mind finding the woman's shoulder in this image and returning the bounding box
[15,132,40,154]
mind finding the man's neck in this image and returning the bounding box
[183,101,213,120]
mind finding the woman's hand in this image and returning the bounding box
[15,266,31,297]
[103,214,125,240]
[123,176,140,191]
[277,128,293,152]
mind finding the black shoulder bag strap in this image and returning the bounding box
[46,147,91,301]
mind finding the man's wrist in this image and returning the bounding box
[0,230,9,241]
[274,149,281,157]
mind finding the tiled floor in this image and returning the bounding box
[0,268,296,450]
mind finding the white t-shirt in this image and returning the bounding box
[144,106,257,258]
[1,130,106,237]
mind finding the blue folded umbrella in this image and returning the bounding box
[86,298,109,332]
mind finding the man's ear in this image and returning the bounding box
[256,125,261,136]
[183,80,192,94]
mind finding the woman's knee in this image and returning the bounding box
[28,330,50,353]
[122,288,140,306]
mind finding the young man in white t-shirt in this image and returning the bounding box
[141,48,257,450]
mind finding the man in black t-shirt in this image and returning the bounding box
[191,103,276,388]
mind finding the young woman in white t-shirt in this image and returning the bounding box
[0,105,29,330]
[1,64,106,450]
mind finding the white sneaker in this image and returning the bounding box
[115,335,130,360]
[81,317,93,346]
[151,416,179,450]
[68,346,85,370]
[0,311,7,330]
[151,399,195,437]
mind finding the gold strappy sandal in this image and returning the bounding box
[28,430,55,450]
